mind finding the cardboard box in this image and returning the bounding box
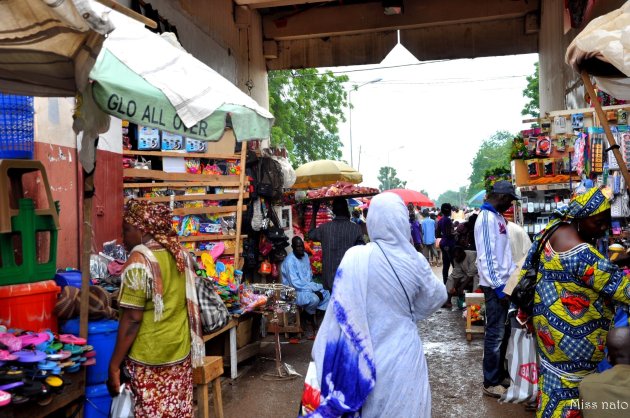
[205,129,236,154]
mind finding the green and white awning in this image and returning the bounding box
[89,13,273,142]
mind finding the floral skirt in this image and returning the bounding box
[125,356,193,418]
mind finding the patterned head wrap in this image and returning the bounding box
[554,186,613,221]
[123,200,184,271]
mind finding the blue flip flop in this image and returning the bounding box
[37,361,57,371]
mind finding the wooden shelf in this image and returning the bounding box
[123,168,243,186]
[180,234,246,242]
[124,193,248,203]
[172,205,244,216]
[124,181,245,188]
[194,247,241,256]
[123,150,241,159]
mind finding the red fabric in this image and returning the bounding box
[126,356,193,418]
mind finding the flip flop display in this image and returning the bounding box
[0,328,95,407]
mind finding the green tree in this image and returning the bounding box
[468,131,513,199]
[377,166,407,191]
[521,61,539,118]
[437,185,468,208]
[269,69,349,167]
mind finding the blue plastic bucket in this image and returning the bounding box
[84,384,112,418]
[61,318,119,385]
[54,270,82,289]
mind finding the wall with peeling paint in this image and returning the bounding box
[28,98,123,270]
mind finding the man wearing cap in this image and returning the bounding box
[474,180,518,398]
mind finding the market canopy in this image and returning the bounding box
[566,2,630,100]
[89,12,274,144]
[383,189,435,207]
[467,190,486,208]
[293,160,363,189]
[0,0,113,97]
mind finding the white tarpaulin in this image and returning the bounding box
[0,0,113,97]
[566,2,630,99]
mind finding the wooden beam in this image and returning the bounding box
[266,31,397,70]
[401,18,538,61]
[263,0,540,41]
[236,0,333,10]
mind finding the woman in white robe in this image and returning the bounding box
[304,192,447,417]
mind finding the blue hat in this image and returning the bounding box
[491,180,520,200]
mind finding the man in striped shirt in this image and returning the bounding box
[474,180,518,399]
[310,198,365,291]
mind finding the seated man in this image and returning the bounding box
[281,237,330,338]
[579,327,630,417]
[446,246,479,309]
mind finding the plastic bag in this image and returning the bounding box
[110,383,135,418]
[299,361,321,415]
[500,323,538,404]
[272,156,296,188]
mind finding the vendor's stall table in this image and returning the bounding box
[465,293,485,341]
[0,370,86,418]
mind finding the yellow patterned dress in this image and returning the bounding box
[533,241,630,418]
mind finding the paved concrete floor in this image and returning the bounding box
[217,266,534,418]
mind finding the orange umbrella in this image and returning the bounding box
[383,189,435,207]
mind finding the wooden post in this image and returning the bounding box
[581,70,630,192]
[233,143,248,269]
[79,172,95,339]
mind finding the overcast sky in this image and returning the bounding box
[320,45,538,200]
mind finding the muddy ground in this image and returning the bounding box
[216,266,534,418]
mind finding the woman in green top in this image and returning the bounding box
[107,200,204,417]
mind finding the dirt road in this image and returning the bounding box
[219,266,533,418]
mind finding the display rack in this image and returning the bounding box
[122,141,248,267]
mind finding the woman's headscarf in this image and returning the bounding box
[553,186,613,221]
[124,199,185,271]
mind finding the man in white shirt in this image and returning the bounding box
[474,180,518,398]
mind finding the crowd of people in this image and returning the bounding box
[293,182,630,418]
[104,185,630,418]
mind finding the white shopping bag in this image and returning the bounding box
[500,327,538,404]
[299,361,321,416]
[110,383,135,418]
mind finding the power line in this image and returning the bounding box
[268,60,451,79]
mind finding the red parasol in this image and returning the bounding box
[383,189,435,207]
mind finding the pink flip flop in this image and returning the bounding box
[0,351,17,362]
[58,335,86,345]
[18,333,49,347]
[83,358,96,367]
[0,334,22,352]
[0,390,11,407]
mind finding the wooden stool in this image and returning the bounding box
[193,356,224,418]
[465,292,485,341]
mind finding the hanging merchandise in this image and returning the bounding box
[526,159,540,178]
[572,133,586,175]
[536,136,552,157]
[591,136,604,173]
